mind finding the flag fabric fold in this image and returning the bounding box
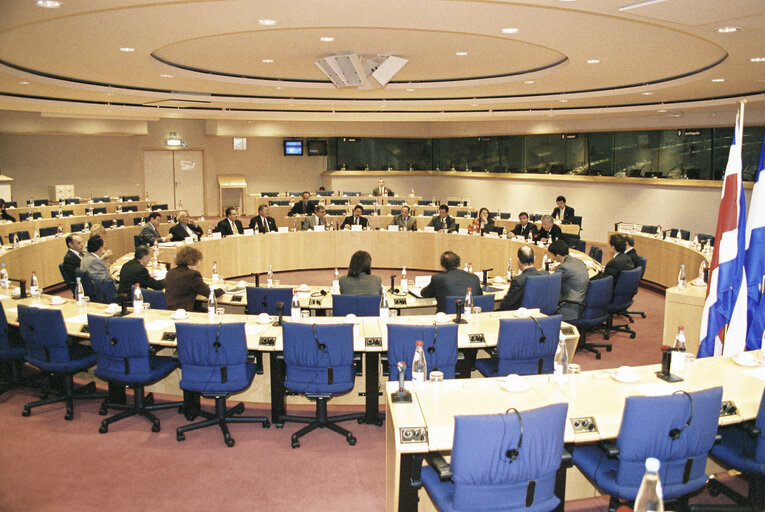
[698,104,748,357]
[744,134,765,351]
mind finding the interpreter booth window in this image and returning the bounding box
[656,129,712,180]
[613,131,661,177]
[336,137,375,170]
[712,126,765,181]
[524,133,565,174]
[436,137,499,172]
[392,138,432,171]
[587,132,615,176]
[562,134,587,174]
[498,136,524,173]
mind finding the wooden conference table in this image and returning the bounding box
[387,355,765,511]
[1,294,580,428]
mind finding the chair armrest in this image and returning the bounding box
[742,422,762,439]
[482,348,498,358]
[561,446,573,467]
[600,441,619,458]
[426,452,453,481]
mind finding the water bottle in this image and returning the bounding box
[506,258,513,280]
[291,290,301,321]
[699,260,708,284]
[634,458,664,512]
[656,225,662,239]
[672,326,687,373]
[412,340,427,386]
[468,262,473,274]
[464,287,474,320]
[75,277,85,306]
[212,261,219,284]
[401,266,408,292]
[379,288,389,321]
[677,265,687,289]
[84,220,90,233]
[555,333,569,375]
[207,225,212,237]
[57,207,63,218]
[266,265,274,288]
[132,284,143,312]
[12,234,19,249]
[0,264,8,288]
[30,271,39,298]
[33,227,39,243]
[207,289,217,320]
[543,253,551,271]
[56,225,63,238]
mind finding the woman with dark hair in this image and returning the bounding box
[164,246,224,311]
[339,250,382,295]
[469,207,496,235]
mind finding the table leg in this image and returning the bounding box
[398,453,423,512]
[364,352,383,425]
[269,352,286,425]
[457,348,478,379]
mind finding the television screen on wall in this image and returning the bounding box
[283,139,303,156]
[307,139,327,156]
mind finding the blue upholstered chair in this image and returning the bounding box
[75,268,116,304]
[444,294,495,314]
[589,246,603,263]
[475,316,562,377]
[140,288,167,310]
[92,207,107,215]
[70,222,85,232]
[33,199,49,206]
[422,403,569,512]
[572,239,587,253]
[641,224,659,234]
[280,322,363,448]
[14,230,30,241]
[18,305,105,420]
[175,322,270,447]
[39,226,58,237]
[572,387,723,511]
[87,315,181,433]
[0,302,27,396]
[387,323,459,380]
[625,256,648,322]
[59,263,75,294]
[669,228,691,240]
[332,294,381,317]
[245,286,294,316]
[605,267,643,339]
[521,273,562,316]
[567,276,613,359]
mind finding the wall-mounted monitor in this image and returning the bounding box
[283,139,304,156]
[307,139,327,156]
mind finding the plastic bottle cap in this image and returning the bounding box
[645,457,660,472]
[416,340,424,347]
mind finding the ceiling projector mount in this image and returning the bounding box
[314,52,408,88]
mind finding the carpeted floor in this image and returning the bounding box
[0,273,750,511]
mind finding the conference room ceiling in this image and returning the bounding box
[0,0,764,122]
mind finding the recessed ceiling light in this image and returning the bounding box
[261,59,274,63]
[657,109,667,113]
[501,28,519,34]
[715,26,740,33]
[711,78,726,82]
[559,99,568,103]
[642,91,653,95]
[455,52,468,56]
[406,88,416,92]
[36,0,61,8]
[586,59,600,64]
[523,80,535,84]
[18,81,30,85]
[750,57,765,63]
[618,0,667,11]
[258,19,277,25]
[275,86,283,90]
[320,37,334,42]
[119,47,135,52]
[160,74,173,78]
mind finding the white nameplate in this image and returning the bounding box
[458,228,469,235]
[278,226,289,233]
[424,226,435,232]
[388,225,399,232]
[243,228,255,236]
[184,236,194,244]
[351,224,363,232]
[212,232,222,239]
[314,225,326,232]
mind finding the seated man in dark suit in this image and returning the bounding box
[372,178,394,197]
[421,251,482,312]
[288,191,315,217]
[551,195,575,224]
[139,211,168,246]
[623,234,640,267]
[117,245,165,295]
[536,215,562,243]
[249,204,278,233]
[0,199,16,222]
[549,240,589,322]
[61,233,83,289]
[427,204,458,233]
[340,204,369,230]
[500,245,547,311]
[593,234,635,286]
[215,207,243,236]
[391,204,417,231]
[169,211,203,241]
[511,211,538,239]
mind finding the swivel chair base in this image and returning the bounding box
[688,475,765,512]
[176,393,270,447]
[279,394,364,448]
[22,374,106,421]
[604,313,637,339]
[576,331,612,360]
[98,384,185,433]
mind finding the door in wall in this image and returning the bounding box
[142,150,205,216]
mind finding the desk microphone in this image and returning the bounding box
[10,278,26,299]
[390,275,399,294]
[391,362,412,403]
[275,301,284,326]
[482,268,493,289]
[254,273,260,288]
[453,300,467,324]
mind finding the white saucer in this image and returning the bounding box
[611,371,640,383]
[733,355,761,367]
[501,380,530,392]
[433,313,450,324]
[171,313,188,320]
[691,278,706,287]
[256,315,272,324]
[492,277,505,284]
[298,284,311,292]
[50,297,66,305]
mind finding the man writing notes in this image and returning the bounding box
[117,245,165,295]
[548,240,589,322]
[428,204,458,233]
[341,205,369,230]
[215,207,243,236]
[139,212,168,245]
[500,245,546,311]
[511,212,538,239]
[249,204,278,233]
[288,191,315,217]
[169,211,203,242]
[536,215,563,243]
[421,251,482,313]
[302,205,328,230]
[372,178,394,197]
[80,235,116,302]
[61,234,84,289]
[391,204,417,231]
[551,195,575,224]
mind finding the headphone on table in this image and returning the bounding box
[669,390,694,440]
[503,407,524,462]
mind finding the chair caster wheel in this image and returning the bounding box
[376,418,384,427]
[99,425,108,434]
[291,440,300,449]
[65,411,73,421]
[709,488,721,497]
[604,334,610,340]
[595,353,602,360]
[358,417,365,424]
[276,423,284,429]
[185,414,196,421]
[347,435,356,446]
[99,408,108,415]
[262,420,270,428]
[640,313,646,319]
[22,408,30,417]
[225,438,235,447]
[152,423,160,433]
[177,432,185,442]
[606,346,613,352]
[630,333,636,339]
